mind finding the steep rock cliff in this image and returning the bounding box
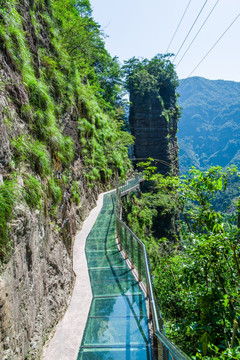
[0,0,132,358]
[129,90,179,175]
[123,55,180,241]
[125,55,180,176]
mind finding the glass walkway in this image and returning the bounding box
[77,191,151,360]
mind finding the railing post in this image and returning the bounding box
[157,339,164,360]
[116,217,119,240]
[147,279,152,323]
[116,218,122,251]
[130,232,134,269]
[124,227,128,259]
[138,242,142,281]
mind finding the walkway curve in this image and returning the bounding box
[42,189,114,360]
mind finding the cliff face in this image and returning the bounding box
[129,90,179,175]
[124,56,180,241]
[0,17,97,360]
[0,207,74,360]
[0,0,132,358]
[125,55,180,176]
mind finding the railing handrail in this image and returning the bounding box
[115,216,160,333]
[115,176,191,360]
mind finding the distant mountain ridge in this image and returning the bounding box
[177,77,240,173]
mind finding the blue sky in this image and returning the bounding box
[90,0,240,81]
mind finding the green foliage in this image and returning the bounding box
[0,0,133,262]
[71,181,81,205]
[124,193,157,240]
[0,0,75,169]
[51,0,124,108]
[23,174,43,209]
[77,106,133,186]
[0,0,132,184]
[48,178,62,206]
[126,164,240,359]
[11,135,51,177]
[123,54,179,109]
[0,179,19,260]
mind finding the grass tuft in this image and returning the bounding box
[23,174,43,209]
[0,179,20,260]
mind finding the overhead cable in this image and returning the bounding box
[176,0,220,68]
[165,0,192,53]
[186,11,240,79]
[173,0,209,63]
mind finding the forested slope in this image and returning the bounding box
[178,77,240,173]
[0,0,132,358]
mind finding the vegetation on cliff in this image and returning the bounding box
[123,54,180,175]
[124,163,240,359]
[0,0,133,261]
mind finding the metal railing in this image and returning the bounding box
[115,176,190,360]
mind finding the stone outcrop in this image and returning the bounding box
[0,1,103,358]
[126,56,180,240]
[0,52,98,357]
[129,90,179,175]
[0,181,96,360]
[129,76,179,176]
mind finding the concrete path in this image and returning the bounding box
[42,190,112,360]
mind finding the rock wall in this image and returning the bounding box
[0,0,119,358]
[127,56,180,241]
[0,181,96,360]
[0,66,97,358]
[129,88,179,176]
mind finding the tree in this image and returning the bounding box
[128,162,240,358]
[123,54,179,108]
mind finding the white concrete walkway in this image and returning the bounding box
[42,190,112,360]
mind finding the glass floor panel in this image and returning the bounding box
[77,346,151,360]
[85,241,117,251]
[81,316,149,347]
[89,294,147,318]
[91,218,114,229]
[86,235,116,243]
[87,230,116,239]
[89,268,134,283]
[87,224,116,233]
[78,191,151,359]
[91,278,142,297]
[86,251,126,268]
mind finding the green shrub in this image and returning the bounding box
[31,140,52,176]
[23,174,43,209]
[0,179,19,260]
[55,135,74,165]
[71,181,81,205]
[11,135,51,177]
[48,177,62,207]
[26,74,53,111]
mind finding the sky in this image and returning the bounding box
[90,0,240,81]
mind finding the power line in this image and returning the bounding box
[176,0,220,69]
[178,10,240,92]
[173,0,209,63]
[185,11,240,79]
[165,0,192,53]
